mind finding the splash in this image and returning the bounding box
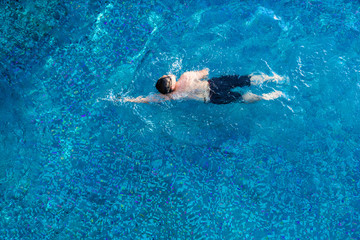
[97,89,125,104]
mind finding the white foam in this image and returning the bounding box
[98,89,124,104]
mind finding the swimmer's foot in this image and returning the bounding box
[268,71,286,84]
[261,90,284,100]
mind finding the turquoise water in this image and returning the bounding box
[1,0,360,239]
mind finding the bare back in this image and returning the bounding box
[169,72,210,102]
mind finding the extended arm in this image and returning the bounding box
[122,94,170,103]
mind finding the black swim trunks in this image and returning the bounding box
[208,75,251,104]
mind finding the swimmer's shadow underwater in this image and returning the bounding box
[117,68,287,105]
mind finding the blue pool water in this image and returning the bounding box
[1,0,360,239]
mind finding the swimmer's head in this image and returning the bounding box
[155,75,176,94]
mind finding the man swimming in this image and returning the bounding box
[121,68,284,104]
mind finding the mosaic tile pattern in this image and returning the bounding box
[1,0,360,239]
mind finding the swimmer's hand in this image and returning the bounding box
[201,68,209,77]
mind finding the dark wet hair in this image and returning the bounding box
[155,76,173,94]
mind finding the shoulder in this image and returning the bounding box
[179,71,195,81]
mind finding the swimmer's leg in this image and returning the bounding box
[261,90,284,100]
[250,72,285,86]
[242,92,262,103]
[243,90,284,103]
